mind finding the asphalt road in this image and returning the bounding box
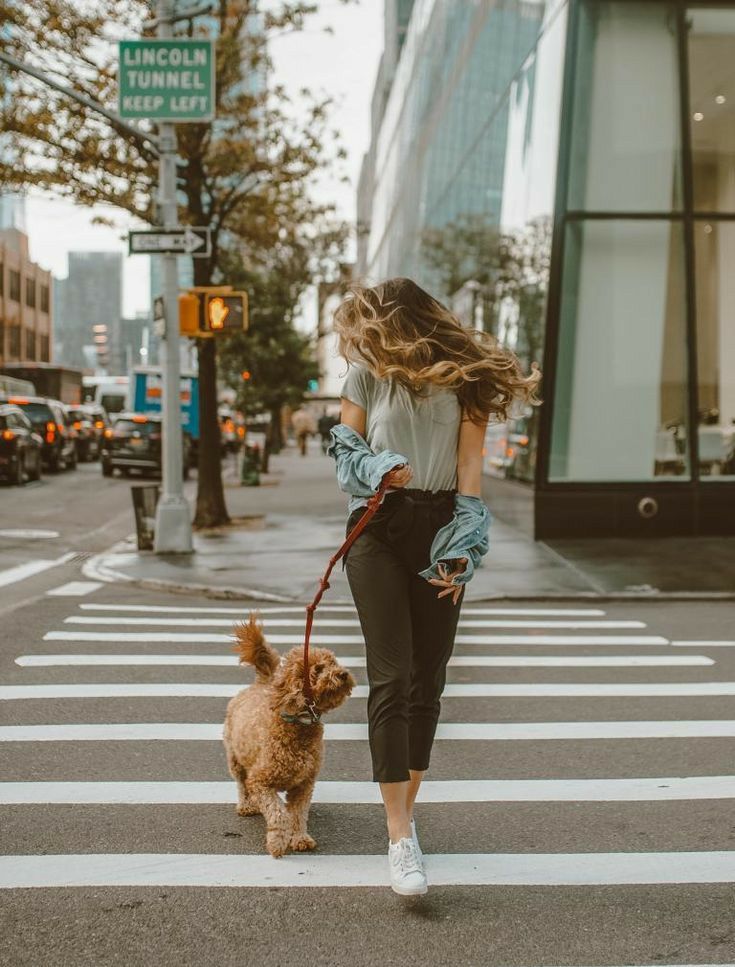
[2,463,735,966]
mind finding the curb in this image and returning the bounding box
[82,549,735,604]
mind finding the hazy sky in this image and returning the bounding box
[26,0,384,316]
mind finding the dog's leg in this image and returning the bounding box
[226,752,259,817]
[246,781,291,858]
[286,779,317,851]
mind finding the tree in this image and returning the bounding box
[0,0,350,526]
[216,221,347,454]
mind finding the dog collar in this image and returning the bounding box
[280,705,322,726]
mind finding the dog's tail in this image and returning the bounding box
[231,611,281,683]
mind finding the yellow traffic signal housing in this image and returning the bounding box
[178,292,200,336]
[203,291,248,333]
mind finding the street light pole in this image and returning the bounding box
[153,0,193,553]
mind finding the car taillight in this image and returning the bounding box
[46,421,56,443]
[95,421,104,429]
[104,428,114,439]
[1,430,14,441]
[518,435,529,446]
[73,421,82,430]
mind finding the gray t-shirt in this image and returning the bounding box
[339,364,461,511]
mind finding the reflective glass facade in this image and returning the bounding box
[360,0,735,537]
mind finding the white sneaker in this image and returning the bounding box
[409,817,423,862]
[388,836,427,896]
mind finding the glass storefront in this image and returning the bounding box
[358,0,735,531]
[546,0,735,495]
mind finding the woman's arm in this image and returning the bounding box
[429,409,490,603]
[457,409,489,496]
[340,397,367,437]
[337,398,413,489]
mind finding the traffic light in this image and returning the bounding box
[203,292,248,333]
[179,292,200,336]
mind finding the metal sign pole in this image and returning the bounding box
[153,0,192,554]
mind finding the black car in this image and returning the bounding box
[66,404,100,462]
[101,412,191,479]
[2,395,77,472]
[0,403,43,485]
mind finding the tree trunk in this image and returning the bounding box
[194,336,230,528]
[269,405,283,454]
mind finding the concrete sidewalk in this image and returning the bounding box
[87,439,735,601]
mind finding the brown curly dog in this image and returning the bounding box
[223,611,356,858]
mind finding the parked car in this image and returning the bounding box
[65,404,100,462]
[82,403,110,450]
[1,395,77,471]
[0,403,43,485]
[101,412,191,479]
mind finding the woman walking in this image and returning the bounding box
[327,277,541,896]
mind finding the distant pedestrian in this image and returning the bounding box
[328,277,541,896]
[291,405,316,456]
[317,409,339,454]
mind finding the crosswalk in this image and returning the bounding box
[2,593,735,903]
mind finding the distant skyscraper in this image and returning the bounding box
[0,193,27,233]
[54,252,123,372]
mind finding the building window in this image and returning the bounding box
[9,325,21,358]
[687,8,735,214]
[567,2,682,213]
[40,284,49,313]
[694,221,735,478]
[25,328,36,360]
[40,334,50,362]
[9,270,20,303]
[0,263,4,297]
[550,220,690,482]
[25,277,36,308]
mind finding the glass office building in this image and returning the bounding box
[358,0,735,538]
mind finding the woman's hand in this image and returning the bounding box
[427,559,468,605]
[385,463,413,488]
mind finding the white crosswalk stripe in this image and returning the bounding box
[14,653,713,668]
[4,776,735,804]
[44,630,671,645]
[4,594,735,912]
[64,615,647,629]
[4,851,735,889]
[4,719,735,742]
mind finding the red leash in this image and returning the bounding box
[299,471,394,720]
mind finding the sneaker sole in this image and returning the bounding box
[390,880,428,896]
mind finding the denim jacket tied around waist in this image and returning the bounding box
[326,422,492,586]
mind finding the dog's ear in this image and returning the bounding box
[270,650,305,713]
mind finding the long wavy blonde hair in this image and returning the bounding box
[333,277,542,425]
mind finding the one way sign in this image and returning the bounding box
[129,226,211,257]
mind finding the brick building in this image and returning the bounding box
[0,228,52,365]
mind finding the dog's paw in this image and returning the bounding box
[236,801,259,817]
[290,833,317,852]
[266,828,291,858]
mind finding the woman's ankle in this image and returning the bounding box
[388,820,412,843]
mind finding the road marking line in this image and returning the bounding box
[44,631,670,646]
[64,615,644,630]
[4,777,735,804]
[4,720,735,742]
[3,850,735,888]
[46,582,103,597]
[2,682,735,700]
[78,603,609,616]
[16,654,713,669]
[0,559,61,588]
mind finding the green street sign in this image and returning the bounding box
[118,39,215,121]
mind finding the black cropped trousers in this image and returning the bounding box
[343,488,465,783]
